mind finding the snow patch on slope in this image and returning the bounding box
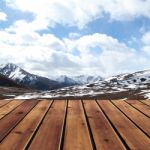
[9,67,26,81]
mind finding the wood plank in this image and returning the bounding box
[126,100,150,117]
[97,100,150,150]
[29,100,66,150]
[141,100,150,106]
[0,100,24,119]
[112,100,150,136]
[0,100,52,150]
[0,100,11,108]
[83,100,125,150]
[0,100,38,142]
[63,100,93,150]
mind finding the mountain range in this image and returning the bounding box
[0,63,102,90]
[15,69,150,100]
[0,73,22,88]
[1,63,150,100]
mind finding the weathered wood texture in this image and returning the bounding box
[0,99,149,150]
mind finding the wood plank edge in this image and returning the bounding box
[125,101,150,118]
[24,100,54,149]
[96,100,130,150]
[111,100,150,138]
[58,100,68,150]
[81,100,96,150]
[0,100,12,108]
[139,100,150,107]
[0,100,25,120]
[0,100,39,142]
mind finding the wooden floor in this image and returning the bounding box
[0,100,149,150]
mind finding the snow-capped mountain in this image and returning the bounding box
[15,69,150,100]
[0,63,104,90]
[1,63,150,100]
[72,75,103,84]
[0,74,22,87]
[0,63,62,90]
[53,75,103,85]
[54,75,78,85]
[0,63,35,82]
[105,69,150,89]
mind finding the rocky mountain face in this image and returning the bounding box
[0,63,103,90]
[71,75,103,84]
[0,63,62,90]
[52,75,103,85]
[1,63,150,100]
[15,69,150,100]
[0,73,22,87]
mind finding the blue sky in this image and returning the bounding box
[0,0,150,77]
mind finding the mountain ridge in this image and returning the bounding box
[0,73,23,87]
[1,63,150,100]
[0,63,103,90]
[15,68,150,100]
[0,63,62,90]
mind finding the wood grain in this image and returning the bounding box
[98,100,150,150]
[0,100,11,108]
[0,100,52,150]
[0,100,38,142]
[0,99,149,149]
[126,100,150,117]
[83,100,125,150]
[112,100,150,136]
[29,100,66,150]
[63,100,93,150]
[0,100,24,119]
[141,100,150,106]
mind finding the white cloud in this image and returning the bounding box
[102,0,150,21]
[0,26,149,77]
[68,32,81,39]
[0,12,7,21]
[142,31,150,45]
[64,33,149,76]
[5,0,150,29]
[142,31,150,55]
[0,0,149,77]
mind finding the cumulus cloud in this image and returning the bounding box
[0,0,150,77]
[0,26,149,77]
[0,27,80,77]
[142,31,150,55]
[64,33,149,76]
[68,32,81,39]
[0,12,7,21]
[142,31,150,45]
[5,0,150,29]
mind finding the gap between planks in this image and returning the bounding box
[0,99,149,150]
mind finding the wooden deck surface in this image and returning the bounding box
[0,99,149,150]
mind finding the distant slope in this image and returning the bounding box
[0,63,104,90]
[72,75,103,84]
[105,69,150,88]
[0,63,62,90]
[54,75,79,86]
[0,74,22,87]
[51,75,103,85]
[15,69,150,100]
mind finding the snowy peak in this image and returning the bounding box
[0,63,60,90]
[55,75,78,84]
[0,63,17,74]
[53,75,103,85]
[105,69,150,85]
[0,63,32,82]
[72,75,103,84]
[0,73,23,88]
